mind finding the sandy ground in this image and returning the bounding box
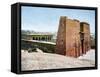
[78,49,95,61]
[21,49,95,71]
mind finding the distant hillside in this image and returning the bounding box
[22,30,36,35]
[22,30,57,39]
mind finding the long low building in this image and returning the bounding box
[21,39,56,45]
[22,34,53,42]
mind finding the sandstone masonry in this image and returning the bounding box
[55,16,91,58]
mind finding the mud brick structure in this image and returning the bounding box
[55,16,91,58]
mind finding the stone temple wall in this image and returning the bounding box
[80,22,91,54]
[55,16,91,58]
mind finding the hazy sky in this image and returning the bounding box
[21,6,95,34]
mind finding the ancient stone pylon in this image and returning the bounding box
[80,22,91,54]
[55,16,91,58]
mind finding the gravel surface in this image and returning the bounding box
[21,50,95,71]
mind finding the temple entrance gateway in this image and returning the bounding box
[55,16,91,58]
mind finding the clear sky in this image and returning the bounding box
[21,6,95,34]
